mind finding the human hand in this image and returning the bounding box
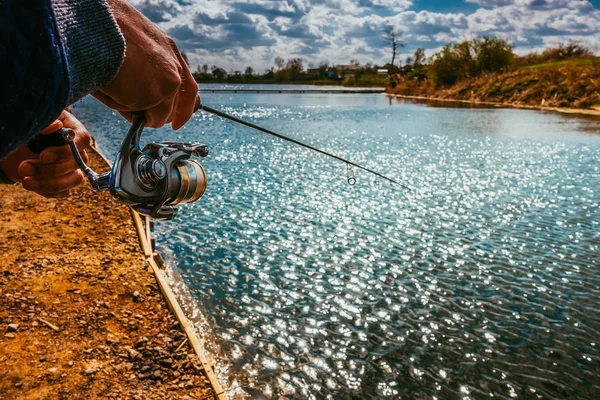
[0,111,91,198]
[94,0,198,130]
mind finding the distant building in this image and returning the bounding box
[377,69,389,75]
[212,68,228,79]
[335,64,360,78]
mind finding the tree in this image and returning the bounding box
[428,37,515,88]
[413,48,426,66]
[274,56,285,70]
[244,66,254,77]
[384,28,404,74]
[201,64,209,74]
[473,36,514,74]
[286,58,304,80]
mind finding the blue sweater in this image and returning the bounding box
[0,0,125,158]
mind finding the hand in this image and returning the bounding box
[0,111,91,198]
[94,0,198,130]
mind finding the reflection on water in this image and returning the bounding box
[75,87,600,399]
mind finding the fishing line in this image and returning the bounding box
[197,103,411,190]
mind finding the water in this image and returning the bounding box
[74,86,600,399]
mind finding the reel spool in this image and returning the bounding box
[63,112,208,220]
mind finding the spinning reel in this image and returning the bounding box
[63,112,208,220]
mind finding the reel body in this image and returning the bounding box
[64,112,208,220]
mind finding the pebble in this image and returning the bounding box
[7,323,19,332]
[132,291,140,299]
[106,334,119,345]
[84,368,96,375]
[128,348,141,360]
[5,332,16,339]
[48,367,58,374]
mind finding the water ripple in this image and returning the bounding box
[75,91,600,399]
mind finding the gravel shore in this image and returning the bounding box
[0,151,215,399]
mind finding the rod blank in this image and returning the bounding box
[198,103,410,190]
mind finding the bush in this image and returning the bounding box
[428,36,514,88]
[515,41,594,67]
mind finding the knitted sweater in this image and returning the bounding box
[0,0,125,158]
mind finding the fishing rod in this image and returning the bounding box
[29,96,408,220]
[196,102,409,189]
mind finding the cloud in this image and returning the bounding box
[465,0,514,6]
[126,0,600,71]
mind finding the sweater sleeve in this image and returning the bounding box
[0,0,125,159]
[51,0,125,105]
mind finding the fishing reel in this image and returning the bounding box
[63,112,208,220]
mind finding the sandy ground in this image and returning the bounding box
[0,151,215,399]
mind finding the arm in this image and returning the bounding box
[0,0,124,159]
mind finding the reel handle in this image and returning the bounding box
[27,130,68,154]
[61,128,110,191]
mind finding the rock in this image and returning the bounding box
[106,334,119,345]
[132,291,140,300]
[68,361,74,367]
[7,323,19,332]
[127,348,141,360]
[160,358,173,367]
[84,368,96,375]
[48,367,58,374]
[152,370,162,380]
[4,332,15,339]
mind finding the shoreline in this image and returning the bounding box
[389,94,600,117]
[0,150,222,399]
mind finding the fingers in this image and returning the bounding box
[94,36,197,130]
[19,150,88,180]
[22,170,84,198]
[172,52,198,130]
[37,127,91,167]
[40,120,63,134]
[92,91,135,113]
[145,90,178,128]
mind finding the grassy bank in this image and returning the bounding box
[389,56,600,111]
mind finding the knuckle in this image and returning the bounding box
[167,38,178,51]
[166,72,182,92]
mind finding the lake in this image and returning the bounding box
[74,86,600,399]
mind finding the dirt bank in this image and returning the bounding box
[388,59,600,116]
[0,151,215,399]
[390,93,600,117]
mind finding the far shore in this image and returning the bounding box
[390,93,600,117]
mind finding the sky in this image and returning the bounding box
[127,0,600,72]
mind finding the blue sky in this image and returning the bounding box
[128,0,600,72]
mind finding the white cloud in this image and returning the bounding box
[125,0,600,71]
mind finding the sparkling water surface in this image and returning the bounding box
[75,86,600,399]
